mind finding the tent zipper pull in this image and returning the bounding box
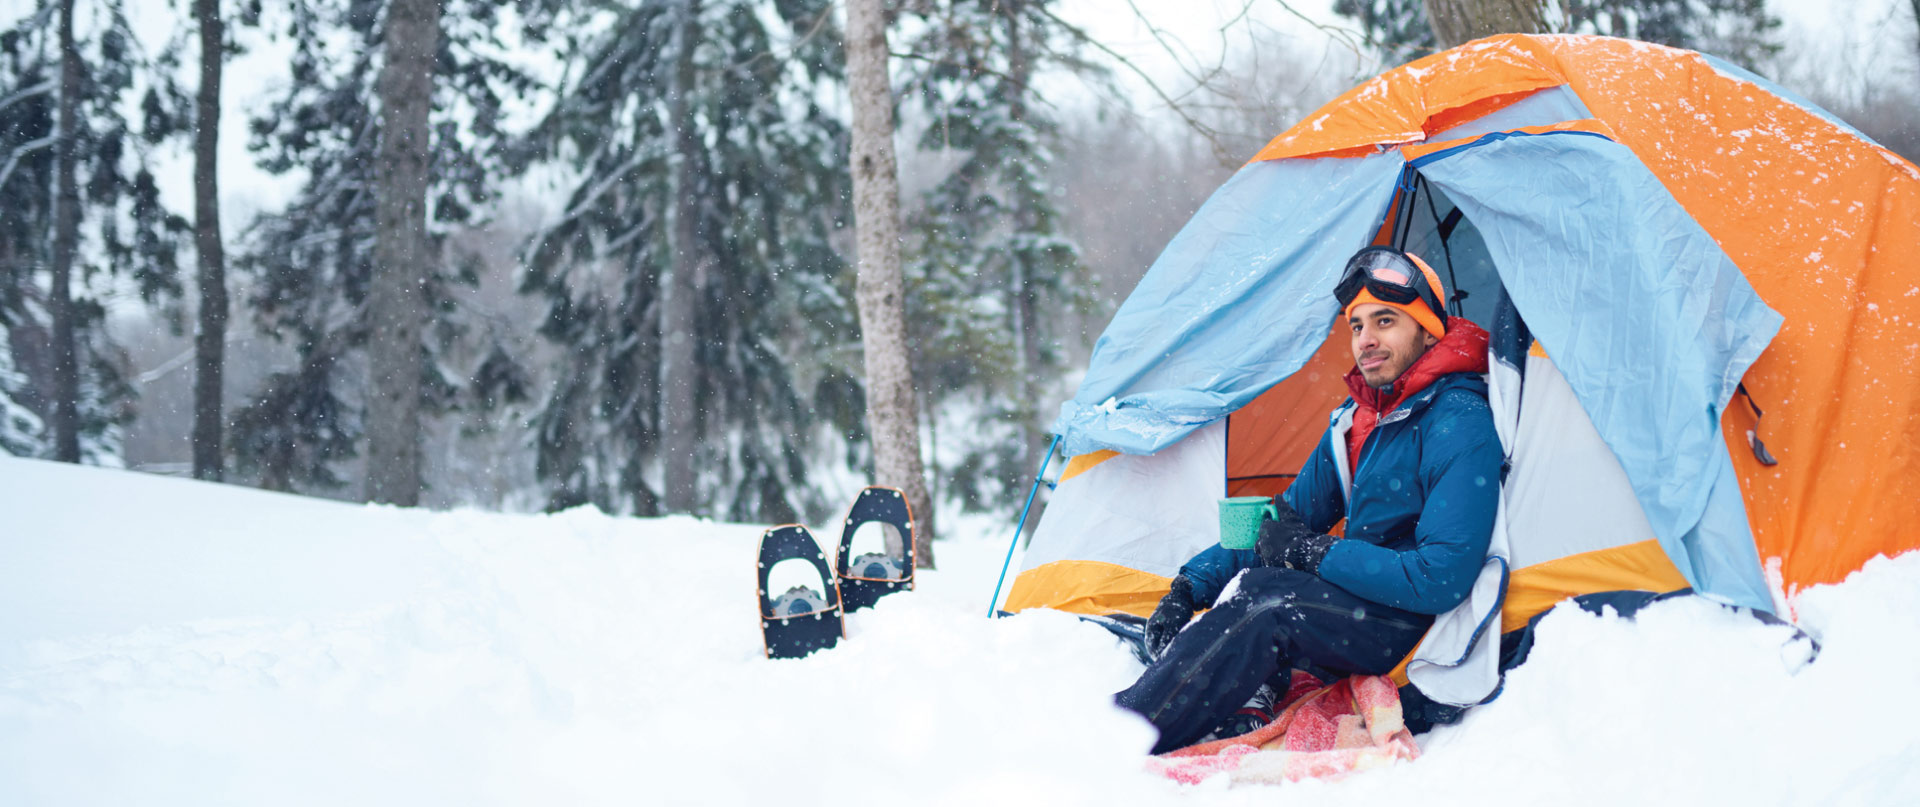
[1738,384,1778,466]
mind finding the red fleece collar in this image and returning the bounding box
[1343,318,1490,416]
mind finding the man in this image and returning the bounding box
[1114,246,1502,754]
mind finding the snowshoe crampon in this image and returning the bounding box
[835,486,915,613]
[757,525,844,659]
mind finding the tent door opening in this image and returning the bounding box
[1224,171,1505,500]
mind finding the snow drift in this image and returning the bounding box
[2,455,1917,805]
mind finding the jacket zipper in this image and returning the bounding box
[1346,423,1386,522]
[1345,387,1434,523]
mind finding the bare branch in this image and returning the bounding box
[1268,0,1375,68]
[1031,4,1238,165]
[888,50,1024,90]
[0,133,58,193]
[730,2,836,71]
[0,79,55,116]
[1121,0,1224,91]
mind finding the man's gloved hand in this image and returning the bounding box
[1281,533,1341,575]
[1254,499,1315,567]
[1144,575,1198,659]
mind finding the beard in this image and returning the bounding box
[1358,340,1429,388]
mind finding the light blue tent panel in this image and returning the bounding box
[1418,131,1780,612]
[1051,154,1404,458]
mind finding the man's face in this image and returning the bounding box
[1350,302,1439,388]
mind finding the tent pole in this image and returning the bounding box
[988,434,1061,618]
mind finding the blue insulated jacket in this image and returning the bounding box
[1181,372,1501,615]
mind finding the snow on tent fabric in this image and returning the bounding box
[1003,34,1920,708]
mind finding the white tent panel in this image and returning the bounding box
[1022,421,1226,580]
[1505,354,1660,569]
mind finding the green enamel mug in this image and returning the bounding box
[1218,496,1278,550]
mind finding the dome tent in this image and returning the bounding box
[997,35,1920,706]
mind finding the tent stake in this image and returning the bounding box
[988,434,1061,618]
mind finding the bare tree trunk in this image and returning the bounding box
[191,0,227,481]
[660,0,706,514]
[847,0,937,567]
[1004,0,1043,523]
[365,0,441,506]
[1422,0,1548,48]
[47,0,80,463]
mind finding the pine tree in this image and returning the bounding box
[233,0,553,494]
[517,0,853,521]
[1336,0,1779,69]
[896,0,1094,514]
[0,8,58,459]
[0,1,190,464]
[0,328,42,455]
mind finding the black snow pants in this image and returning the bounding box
[1114,567,1432,754]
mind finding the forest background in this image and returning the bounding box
[1,0,1914,551]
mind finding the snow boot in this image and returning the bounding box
[1197,682,1281,743]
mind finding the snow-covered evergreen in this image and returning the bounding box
[517,0,853,522]
[0,327,44,456]
[897,0,1096,510]
[0,0,189,464]
[231,0,557,492]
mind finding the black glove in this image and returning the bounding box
[1254,499,1315,567]
[1282,533,1340,575]
[1144,575,1198,659]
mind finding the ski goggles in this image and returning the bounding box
[1333,246,1447,321]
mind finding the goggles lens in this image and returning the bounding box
[1367,264,1412,286]
[1336,248,1444,317]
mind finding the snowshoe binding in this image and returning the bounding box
[757,524,844,659]
[834,486,916,613]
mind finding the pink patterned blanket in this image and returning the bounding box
[1147,672,1421,786]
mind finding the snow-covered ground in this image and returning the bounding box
[3,456,1917,806]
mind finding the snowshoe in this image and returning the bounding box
[757,524,844,659]
[834,486,916,613]
[770,585,831,618]
[847,552,904,580]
